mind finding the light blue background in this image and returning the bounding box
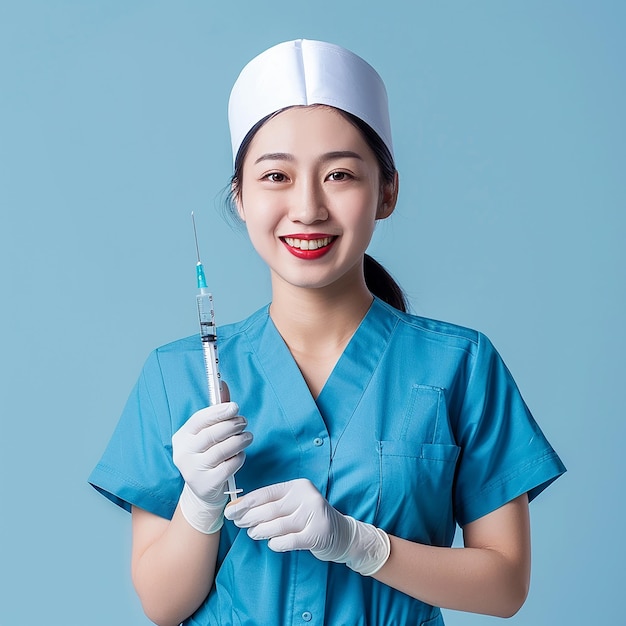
[1,1,623,624]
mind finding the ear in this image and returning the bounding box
[377,171,399,220]
[232,180,246,222]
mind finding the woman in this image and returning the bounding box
[90,39,565,626]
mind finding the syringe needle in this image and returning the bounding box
[191,211,201,263]
[192,212,208,289]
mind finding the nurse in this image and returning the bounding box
[90,39,565,626]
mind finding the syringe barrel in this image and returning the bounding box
[202,339,222,405]
[197,290,222,405]
[197,289,216,338]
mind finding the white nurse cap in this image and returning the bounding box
[228,39,394,162]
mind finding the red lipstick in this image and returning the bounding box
[280,234,337,260]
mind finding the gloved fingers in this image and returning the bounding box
[188,415,249,452]
[242,507,306,539]
[225,478,314,520]
[177,402,240,436]
[189,450,247,502]
[267,532,311,553]
[226,496,295,530]
[209,451,248,485]
[197,431,253,469]
[224,481,297,525]
[260,514,336,553]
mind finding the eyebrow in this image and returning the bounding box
[254,150,364,165]
[254,152,294,164]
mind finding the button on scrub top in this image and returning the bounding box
[89,297,565,626]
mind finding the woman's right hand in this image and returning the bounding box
[172,401,252,533]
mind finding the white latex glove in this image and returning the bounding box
[224,478,390,576]
[172,402,252,534]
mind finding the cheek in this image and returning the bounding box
[242,211,280,257]
[238,190,270,230]
[340,196,378,240]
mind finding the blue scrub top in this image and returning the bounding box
[89,297,565,626]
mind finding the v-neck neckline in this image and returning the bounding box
[248,297,399,448]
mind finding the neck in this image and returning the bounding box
[269,274,373,355]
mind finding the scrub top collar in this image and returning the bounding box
[250,297,398,454]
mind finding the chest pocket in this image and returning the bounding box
[375,385,459,545]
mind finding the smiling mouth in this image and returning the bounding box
[282,236,336,250]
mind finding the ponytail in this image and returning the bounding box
[364,254,407,312]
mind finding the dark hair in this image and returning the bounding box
[228,106,408,312]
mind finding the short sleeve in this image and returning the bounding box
[88,350,183,519]
[453,333,565,526]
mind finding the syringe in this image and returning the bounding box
[192,212,242,501]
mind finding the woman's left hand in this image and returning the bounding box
[224,478,342,552]
[224,478,390,575]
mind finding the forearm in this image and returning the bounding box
[373,536,529,617]
[131,505,220,626]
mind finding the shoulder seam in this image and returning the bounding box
[378,301,480,347]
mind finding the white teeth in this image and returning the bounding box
[284,237,332,250]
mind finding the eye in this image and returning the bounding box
[327,171,352,182]
[262,172,289,183]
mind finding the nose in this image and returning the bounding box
[288,177,328,224]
